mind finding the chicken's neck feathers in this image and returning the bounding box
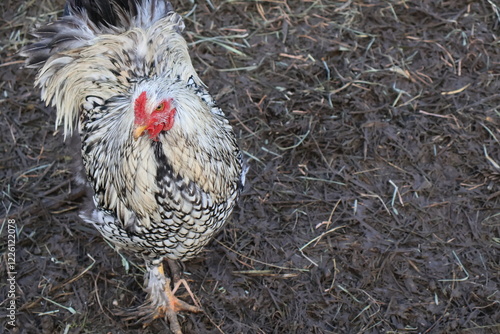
[34,15,198,139]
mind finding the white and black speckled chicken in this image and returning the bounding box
[22,0,245,332]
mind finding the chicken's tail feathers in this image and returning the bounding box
[64,0,177,32]
[21,0,180,68]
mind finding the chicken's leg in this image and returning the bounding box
[121,261,201,334]
[149,262,201,334]
[166,259,201,310]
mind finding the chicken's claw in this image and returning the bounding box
[117,264,201,334]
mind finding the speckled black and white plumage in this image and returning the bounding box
[22,0,244,326]
[77,73,243,261]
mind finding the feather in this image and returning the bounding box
[21,1,180,69]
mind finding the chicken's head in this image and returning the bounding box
[133,91,176,140]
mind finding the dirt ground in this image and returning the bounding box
[1,0,500,333]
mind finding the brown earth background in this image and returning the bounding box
[1,0,500,333]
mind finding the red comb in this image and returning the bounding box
[134,91,148,124]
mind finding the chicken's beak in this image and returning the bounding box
[133,125,148,140]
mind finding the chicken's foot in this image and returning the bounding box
[117,261,201,334]
[167,259,201,309]
[144,262,201,333]
[152,277,201,334]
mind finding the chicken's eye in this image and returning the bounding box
[155,103,165,112]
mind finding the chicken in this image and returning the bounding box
[22,0,245,332]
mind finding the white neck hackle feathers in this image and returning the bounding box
[29,10,191,139]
